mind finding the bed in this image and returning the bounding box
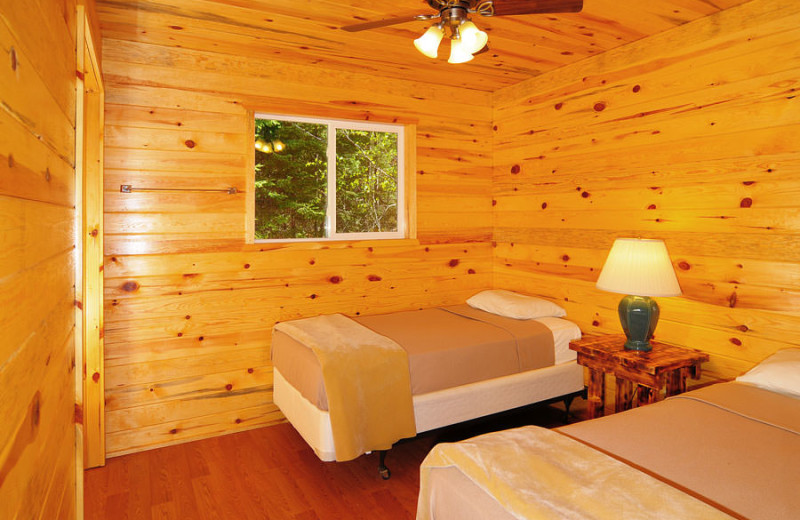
[271,290,584,477]
[417,348,800,520]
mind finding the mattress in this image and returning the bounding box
[420,382,800,520]
[272,304,580,411]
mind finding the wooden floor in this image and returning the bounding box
[84,399,589,520]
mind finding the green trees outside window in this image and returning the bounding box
[254,115,404,241]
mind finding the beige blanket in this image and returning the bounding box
[274,314,416,461]
[418,426,734,520]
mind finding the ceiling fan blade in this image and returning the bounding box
[341,14,429,32]
[473,44,490,55]
[488,0,583,16]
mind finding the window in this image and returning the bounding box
[253,113,406,241]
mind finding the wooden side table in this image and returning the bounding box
[569,334,709,419]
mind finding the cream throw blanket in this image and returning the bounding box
[418,426,734,520]
[274,314,416,461]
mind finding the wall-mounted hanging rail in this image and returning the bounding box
[120,185,238,194]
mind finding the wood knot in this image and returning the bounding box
[31,392,41,428]
[7,154,14,168]
[738,325,749,332]
[184,139,196,149]
[329,275,342,284]
[169,25,184,30]
[561,255,570,262]
[468,269,476,274]
[309,258,316,265]
[740,197,753,208]
[243,263,251,269]
[729,338,742,346]
[728,292,738,308]
[647,204,657,210]
[90,229,98,237]
[170,428,179,434]
[121,281,139,292]
[554,102,563,110]
[492,200,497,206]
[10,46,17,71]
[593,102,606,112]
[448,259,460,267]
[225,384,233,391]
[92,372,100,383]
[541,202,547,209]
[310,294,317,299]
[367,275,382,281]
[742,181,756,186]
[510,164,520,174]
[248,368,254,374]
[632,85,641,93]
[678,261,691,271]
[592,320,600,327]
[581,191,590,198]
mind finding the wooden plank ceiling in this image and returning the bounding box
[97,0,752,92]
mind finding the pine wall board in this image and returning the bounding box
[99,31,494,454]
[492,0,800,392]
[0,0,79,517]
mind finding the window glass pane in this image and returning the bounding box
[335,128,399,234]
[254,119,327,239]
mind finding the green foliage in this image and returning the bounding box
[254,118,399,240]
[336,129,398,234]
[254,121,327,239]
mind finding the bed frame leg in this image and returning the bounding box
[563,388,587,424]
[563,394,576,423]
[378,450,391,480]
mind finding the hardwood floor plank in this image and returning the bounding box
[85,400,588,519]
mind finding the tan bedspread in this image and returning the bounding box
[418,426,733,520]
[273,314,416,462]
[272,305,555,410]
[559,382,800,519]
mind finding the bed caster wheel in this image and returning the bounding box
[378,450,391,480]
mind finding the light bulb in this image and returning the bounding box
[272,140,285,152]
[459,21,488,54]
[448,38,474,64]
[414,24,444,59]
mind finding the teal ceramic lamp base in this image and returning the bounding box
[618,295,660,351]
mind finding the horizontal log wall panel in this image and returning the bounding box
[492,0,800,393]
[100,18,493,454]
[0,1,78,517]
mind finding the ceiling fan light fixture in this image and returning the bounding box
[448,38,475,64]
[414,24,445,58]
[459,21,488,54]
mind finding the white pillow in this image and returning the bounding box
[466,290,566,320]
[736,348,800,398]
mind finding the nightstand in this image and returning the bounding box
[569,334,709,419]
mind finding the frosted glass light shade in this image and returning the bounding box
[459,21,488,54]
[448,38,474,64]
[596,238,682,297]
[414,25,444,59]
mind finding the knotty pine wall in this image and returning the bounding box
[1,0,82,517]
[493,0,800,388]
[99,33,493,454]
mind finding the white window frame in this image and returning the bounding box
[254,112,406,242]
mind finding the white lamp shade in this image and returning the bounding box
[414,25,444,59]
[596,238,682,297]
[448,38,474,64]
[459,21,488,54]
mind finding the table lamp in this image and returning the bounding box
[596,238,682,351]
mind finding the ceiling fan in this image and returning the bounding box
[341,0,584,64]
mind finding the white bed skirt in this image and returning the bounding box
[274,361,584,461]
